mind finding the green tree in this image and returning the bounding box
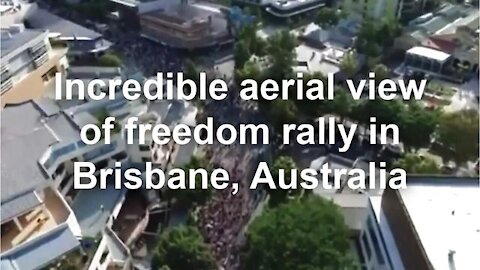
[234,40,251,68]
[435,109,479,166]
[372,64,389,82]
[268,156,300,207]
[393,153,440,174]
[267,99,298,129]
[235,60,263,85]
[163,156,213,210]
[329,87,352,121]
[266,31,297,80]
[362,99,405,125]
[152,225,215,270]
[399,103,439,151]
[315,7,340,28]
[98,53,121,67]
[339,50,358,78]
[184,59,201,83]
[243,196,357,270]
[377,19,402,47]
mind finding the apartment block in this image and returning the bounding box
[342,0,401,20]
[1,67,200,268]
[1,25,68,107]
[380,176,479,270]
[0,102,82,270]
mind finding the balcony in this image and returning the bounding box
[1,46,68,107]
[111,191,149,246]
[33,52,49,68]
[1,188,70,253]
[1,78,13,94]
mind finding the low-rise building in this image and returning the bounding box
[1,25,68,107]
[138,0,233,49]
[1,67,201,269]
[342,0,401,20]
[396,3,479,74]
[1,101,83,270]
[309,154,394,270]
[265,0,326,19]
[380,176,480,270]
[25,8,112,56]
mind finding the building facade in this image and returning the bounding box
[1,25,68,107]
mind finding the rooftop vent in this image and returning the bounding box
[9,23,25,34]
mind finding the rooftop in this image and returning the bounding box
[266,0,326,18]
[0,28,45,59]
[1,224,79,270]
[71,184,126,237]
[26,8,102,40]
[1,101,78,222]
[398,177,480,270]
[406,46,451,62]
[294,44,342,75]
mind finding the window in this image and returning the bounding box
[368,218,385,264]
[99,249,109,265]
[139,144,150,151]
[361,232,372,261]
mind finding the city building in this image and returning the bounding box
[342,0,401,20]
[265,0,326,18]
[1,65,201,269]
[341,0,441,21]
[309,154,394,270]
[397,3,479,74]
[293,20,364,76]
[399,0,441,21]
[395,3,479,82]
[0,1,111,57]
[25,8,112,56]
[380,176,480,270]
[1,25,68,107]
[404,46,451,74]
[138,0,233,49]
[0,101,83,270]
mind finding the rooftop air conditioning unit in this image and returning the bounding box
[9,23,25,34]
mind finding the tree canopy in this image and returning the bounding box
[393,153,440,174]
[435,109,479,165]
[268,156,300,207]
[98,52,122,67]
[339,50,358,78]
[152,225,216,270]
[267,99,298,129]
[243,196,357,270]
[398,103,440,151]
[266,31,297,80]
[315,7,341,28]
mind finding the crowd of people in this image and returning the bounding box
[108,31,185,76]
[198,156,259,270]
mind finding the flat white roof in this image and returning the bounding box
[295,44,341,75]
[398,180,480,270]
[406,46,451,62]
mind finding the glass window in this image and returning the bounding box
[362,232,372,261]
[368,218,385,264]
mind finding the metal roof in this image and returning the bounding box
[406,46,451,62]
[26,8,102,40]
[0,29,45,59]
[1,101,78,222]
[0,224,80,270]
